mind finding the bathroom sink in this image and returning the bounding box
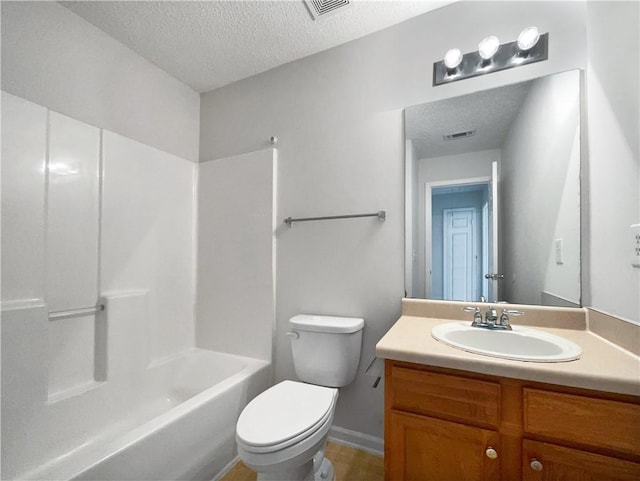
[431,322,582,362]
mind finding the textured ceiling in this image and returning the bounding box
[405,80,533,159]
[60,0,454,93]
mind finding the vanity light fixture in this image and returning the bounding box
[517,26,540,51]
[478,35,500,61]
[444,48,463,70]
[433,28,548,86]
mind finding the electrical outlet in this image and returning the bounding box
[555,238,563,265]
[632,224,640,268]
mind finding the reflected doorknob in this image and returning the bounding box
[485,273,504,280]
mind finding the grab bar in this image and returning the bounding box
[48,304,105,321]
[284,210,386,227]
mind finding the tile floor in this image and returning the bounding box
[219,441,384,481]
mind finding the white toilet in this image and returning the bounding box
[235,314,364,481]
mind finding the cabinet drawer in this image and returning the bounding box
[389,365,500,427]
[523,388,640,457]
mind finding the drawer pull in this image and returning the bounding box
[485,447,498,459]
[530,459,543,471]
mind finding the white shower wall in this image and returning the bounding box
[47,112,101,313]
[46,112,101,395]
[196,149,277,362]
[1,91,196,402]
[101,131,197,360]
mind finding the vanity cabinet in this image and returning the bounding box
[384,360,640,481]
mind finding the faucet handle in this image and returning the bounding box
[463,306,483,326]
[499,309,523,329]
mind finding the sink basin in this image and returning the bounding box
[431,322,582,362]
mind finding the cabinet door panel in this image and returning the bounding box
[388,411,500,481]
[522,440,640,481]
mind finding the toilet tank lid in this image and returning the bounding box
[289,314,364,333]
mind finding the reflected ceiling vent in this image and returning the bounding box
[443,129,476,140]
[304,0,351,20]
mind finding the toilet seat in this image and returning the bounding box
[236,380,338,454]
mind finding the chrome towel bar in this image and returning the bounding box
[284,210,386,227]
[48,304,105,321]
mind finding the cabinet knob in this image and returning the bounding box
[485,447,498,459]
[530,459,543,471]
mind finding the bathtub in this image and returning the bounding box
[3,347,270,480]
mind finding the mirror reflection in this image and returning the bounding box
[405,69,581,307]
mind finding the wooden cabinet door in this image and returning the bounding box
[387,410,500,481]
[522,440,640,481]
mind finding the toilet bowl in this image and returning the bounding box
[236,381,338,481]
[235,314,364,481]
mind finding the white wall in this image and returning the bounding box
[586,1,640,323]
[500,71,581,306]
[1,1,200,161]
[199,1,587,440]
[196,149,277,362]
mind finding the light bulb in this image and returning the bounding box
[478,35,500,60]
[517,26,540,51]
[444,48,463,70]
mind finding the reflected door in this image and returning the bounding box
[429,180,489,302]
[443,208,475,300]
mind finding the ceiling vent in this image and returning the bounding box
[443,129,476,140]
[304,0,351,20]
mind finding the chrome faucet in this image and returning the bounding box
[463,306,523,330]
[484,307,498,327]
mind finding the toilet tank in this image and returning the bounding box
[289,314,364,388]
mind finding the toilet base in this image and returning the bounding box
[254,450,334,481]
[256,459,314,481]
[314,457,334,481]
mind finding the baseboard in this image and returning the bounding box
[328,426,384,456]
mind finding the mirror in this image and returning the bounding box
[405,69,581,307]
